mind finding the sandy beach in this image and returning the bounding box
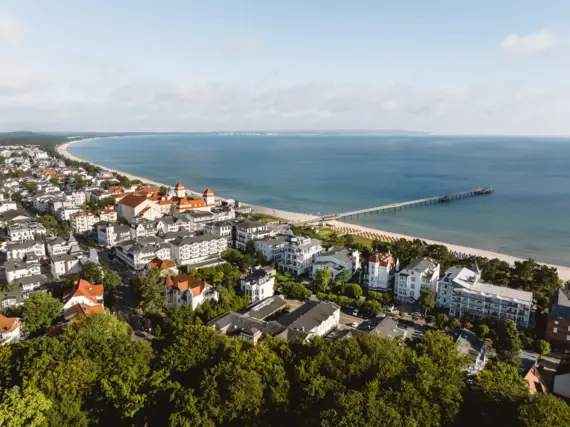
[57,138,570,281]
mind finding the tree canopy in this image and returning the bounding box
[22,293,63,334]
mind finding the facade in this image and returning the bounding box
[165,273,218,310]
[7,221,47,241]
[546,288,570,348]
[70,211,99,233]
[204,221,233,244]
[5,260,41,283]
[5,240,46,260]
[114,237,172,272]
[394,258,440,303]
[254,235,286,263]
[279,234,323,276]
[46,235,80,256]
[241,267,276,303]
[365,252,399,290]
[311,247,360,281]
[117,194,161,223]
[0,315,23,345]
[455,329,490,375]
[96,222,131,248]
[50,253,84,277]
[235,220,271,251]
[170,234,228,267]
[62,279,104,315]
[439,265,533,328]
[129,219,157,239]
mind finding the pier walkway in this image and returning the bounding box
[319,187,494,221]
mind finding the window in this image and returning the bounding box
[567,335,570,341]
[411,284,415,289]
[555,320,559,325]
[411,277,416,282]
[553,327,558,333]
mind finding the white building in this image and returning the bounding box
[278,234,323,276]
[394,258,440,303]
[365,252,399,291]
[241,267,276,303]
[96,222,131,248]
[311,247,360,281]
[50,253,84,277]
[62,279,104,312]
[204,221,233,244]
[4,260,41,283]
[5,240,46,261]
[165,273,218,310]
[276,300,340,341]
[116,194,161,223]
[66,190,87,206]
[180,210,215,232]
[70,211,99,233]
[254,235,287,263]
[0,315,23,345]
[235,220,271,251]
[0,201,17,213]
[7,221,47,242]
[170,234,228,267]
[129,219,157,239]
[438,264,533,328]
[46,235,80,256]
[114,237,172,272]
[55,206,82,222]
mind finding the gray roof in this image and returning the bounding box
[158,217,175,225]
[184,211,214,219]
[172,234,223,246]
[457,281,533,304]
[162,230,193,240]
[244,296,288,320]
[254,235,286,246]
[50,253,80,262]
[318,247,353,264]
[3,260,40,272]
[237,220,266,231]
[6,240,41,250]
[551,288,570,320]
[277,300,340,332]
[372,316,407,339]
[13,274,47,286]
[0,209,30,222]
[402,257,439,273]
[455,330,485,360]
[208,312,286,336]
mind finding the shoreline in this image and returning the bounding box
[57,138,570,281]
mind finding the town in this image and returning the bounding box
[0,142,569,426]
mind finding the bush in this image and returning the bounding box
[344,283,363,299]
[281,281,311,300]
[464,322,473,330]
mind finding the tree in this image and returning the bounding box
[73,175,85,190]
[0,282,16,292]
[23,293,63,333]
[464,321,473,330]
[81,262,104,284]
[281,281,311,300]
[518,393,570,427]
[435,313,448,329]
[49,176,60,186]
[0,386,52,427]
[315,269,332,294]
[496,320,522,367]
[448,318,461,329]
[159,186,168,194]
[338,269,350,284]
[535,339,551,356]
[245,240,256,256]
[418,287,435,316]
[135,269,167,317]
[343,283,363,299]
[477,323,490,338]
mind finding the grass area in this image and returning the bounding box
[292,225,374,248]
[243,212,287,224]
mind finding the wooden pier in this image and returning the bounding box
[319,187,494,221]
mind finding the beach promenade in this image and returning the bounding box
[57,139,570,281]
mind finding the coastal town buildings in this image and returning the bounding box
[114,237,172,272]
[364,252,399,290]
[0,314,24,345]
[546,288,570,348]
[253,235,287,263]
[62,279,105,320]
[170,234,227,267]
[5,240,46,261]
[7,221,47,241]
[164,273,218,310]
[235,220,270,251]
[96,222,131,248]
[5,259,41,283]
[278,234,323,276]
[394,258,440,304]
[311,247,360,281]
[240,266,276,303]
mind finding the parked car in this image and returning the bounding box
[352,309,359,316]
[384,304,395,313]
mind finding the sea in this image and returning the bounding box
[69,134,570,266]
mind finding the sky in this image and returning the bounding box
[1,0,569,135]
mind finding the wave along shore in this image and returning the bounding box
[57,138,570,281]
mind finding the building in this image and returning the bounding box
[553,361,570,399]
[311,247,360,281]
[129,219,157,239]
[96,222,131,248]
[454,329,490,375]
[278,234,323,276]
[0,201,17,212]
[144,257,178,276]
[235,220,271,251]
[5,240,46,260]
[546,288,570,348]
[520,351,548,394]
[439,264,533,328]
[180,210,215,232]
[64,303,105,321]
[0,275,47,309]
[394,258,440,303]
[204,221,234,245]
[46,235,80,256]
[253,235,286,263]
[50,253,84,277]
[372,315,408,339]
[170,234,227,267]
[114,237,172,272]
[164,273,218,310]
[7,221,47,241]
[365,252,399,290]
[62,279,104,312]
[70,211,99,233]
[241,266,276,303]
[0,315,23,345]
[116,194,161,223]
[4,259,41,283]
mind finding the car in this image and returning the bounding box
[352,309,359,316]
[351,321,359,328]
[411,312,423,319]
[384,304,395,313]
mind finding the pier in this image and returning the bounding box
[319,187,494,221]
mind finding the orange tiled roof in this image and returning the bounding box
[177,198,206,209]
[175,183,184,189]
[147,257,176,270]
[109,185,123,193]
[118,194,147,208]
[369,252,395,267]
[203,188,214,196]
[165,273,208,297]
[64,279,104,304]
[158,199,174,205]
[0,314,20,333]
[70,303,105,318]
[41,169,57,176]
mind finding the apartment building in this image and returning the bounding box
[235,220,270,251]
[278,234,323,276]
[241,266,276,303]
[394,258,440,303]
[364,252,399,290]
[170,234,228,267]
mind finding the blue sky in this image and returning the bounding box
[1,0,569,134]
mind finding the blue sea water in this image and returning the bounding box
[70,134,570,266]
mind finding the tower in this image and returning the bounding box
[203,188,215,205]
[174,183,185,199]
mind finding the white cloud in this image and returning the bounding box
[0,14,20,44]
[500,30,557,55]
[229,36,259,55]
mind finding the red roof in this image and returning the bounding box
[64,279,104,305]
[165,273,208,297]
[0,314,20,333]
[175,183,184,190]
[70,303,105,319]
[369,252,396,267]
[147,257,176,270]
[118,194,147,208]
[203,188,214,196]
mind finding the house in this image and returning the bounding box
[64,303,105,321]
[235,220,270,250]
[372,315,408,339]
[274,300,340,342]
[62,279,104,313]
[55,206,82,221]
[165,273,218,310]
[170,234,228,267]
[180,210,215,232]
[241,266,276,303]
[70,211,99,233]
[97,207,117,223]
[365,252,399,290]
[96,222,131,248]
[144,257,178,276]
[4,259,41,283]
[46,235,80,256]
[129,219,157,239]
[5,240,46,261]
[278,234,323,276]
[0,201,17,212]
[0,315,23,345]
[546,288,570,349]
[454,329,490,375]
[520,351,548,394]
[114,237,172,271]
[7,221,47,241]
[311,247,360,281]
[211,206,235,222]
[208,311,286,345]
[156,217,179,235]
[66,190,86,206]
[394,258,440,304]
[117,194,161,223]
[438,264,533,328]
[1,275,47,309]
[244,296,288,320]
[0,209,29,226]
[204,221,234,244]
[253,235,286,263]
[50,253,84,277]
[162,230,194,243]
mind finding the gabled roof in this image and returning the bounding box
[369,251,396,267]
[63,279,104,304]
[175,183,184,189]
[68,303,105,319]
[203,188,214,196]
[118,194,147,208]
[0,314,20,333]
[147,257,176,270]
[165,273,209,297]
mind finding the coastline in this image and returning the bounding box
[57,138,570,281]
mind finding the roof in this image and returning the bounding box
[165,273,209,297]
[3,260,40,272]
[66,303,105,319]
[455,330,486,360]
[13,274,47,286]
[147,257,176,270]
[118,194,147,208]
[175,183,184,189]
[237,220,266,231]
[0,314,20,333]
[203,188,214,196]
[0,209,30,222]
[402,257,439,273]
[6,240,41,251]
[551,288,570,320]
[457,281,533,304]
[207,311,286,336]
[277,300,340,333]
[172,234,223,246]
[63,279,104,305]
[244,296,287,320]
[317,247,354,265]
[369,251,396,267]
[373,316,407,339]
